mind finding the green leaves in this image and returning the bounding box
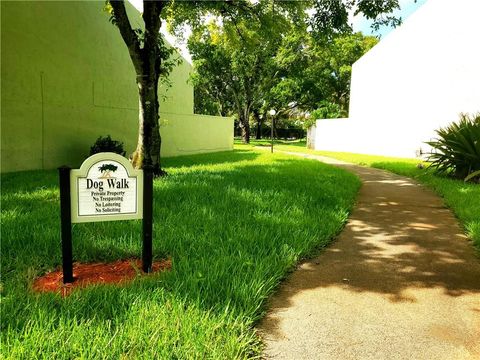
[188,3,305,124]
[90,135,126,157]
[311,101,346,120]
[310,0,402,37]
[103,1,116,25]
[270,31,377,117]
[426,113,480,182]
[465,170,480,183]
[99,164,119,173]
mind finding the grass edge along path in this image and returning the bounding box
[1,149,360,359]
[242,139,479,249]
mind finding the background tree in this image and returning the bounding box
[191,21,377,138]
[309,33,378,114]
[188,3,302,143]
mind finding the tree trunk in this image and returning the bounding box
[109,1,165,177]
[131,77,164,176]
[238,110,250,144]
[253,109,263,140]
[241,124,250,143]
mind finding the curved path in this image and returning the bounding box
[258,152,480,359]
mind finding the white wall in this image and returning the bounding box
[314,0,480,158]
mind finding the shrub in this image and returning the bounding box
[90,135,126,157]
[426,113,480,182]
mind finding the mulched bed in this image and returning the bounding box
[33,258,172,296]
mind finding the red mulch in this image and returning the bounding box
[32,258,171,297]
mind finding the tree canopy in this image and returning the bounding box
[106,0,401,156]
[189,12,378,140]
[188,2,304,142]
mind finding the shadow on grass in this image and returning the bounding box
[242,139,307,148]
[163,149,260,169]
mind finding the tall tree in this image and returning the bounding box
[191,22,377,134]
[106,0,402,169]
[188,3,300,143]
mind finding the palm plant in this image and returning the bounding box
[426,113,480,182]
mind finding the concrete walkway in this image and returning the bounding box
[258,152,480,360]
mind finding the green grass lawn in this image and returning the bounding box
[241,138,480,249]
[1,149,360,359]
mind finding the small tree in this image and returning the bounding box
[98,163,118,178]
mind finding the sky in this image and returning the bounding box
[127,0,428,62]
[352,0,428,37]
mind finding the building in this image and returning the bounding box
[1,1,233,173]
[310,0,480,158]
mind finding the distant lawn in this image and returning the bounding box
[235,138,307,149]
[242,139,480,249]
[1,149,360,358]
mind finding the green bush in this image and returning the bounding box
[311,101,347,121]
[90,135,126,157]
[426,113,480,182]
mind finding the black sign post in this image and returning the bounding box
[58,154,153,283]
[142,165,153,273]
[58,166,74,283]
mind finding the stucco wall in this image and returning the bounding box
[1,1,232,172]
[160,113,234,157]
[314,0,480,158]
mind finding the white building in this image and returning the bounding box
[310,0,480,158]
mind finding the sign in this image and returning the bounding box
[70,153,143,223]
[58,153,154,284]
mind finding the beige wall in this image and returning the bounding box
[1,1,232,173]
[161,113,234,157]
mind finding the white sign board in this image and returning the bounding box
[70,153,143,223]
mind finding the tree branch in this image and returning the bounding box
[143,1,168,81]
[143,1,164,47]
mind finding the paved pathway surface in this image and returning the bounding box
[258,152,480,360]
